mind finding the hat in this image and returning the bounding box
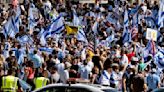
[112,63,119,67]
[128,65,135,69]
[131,57,138,62]
[151,68,157,73]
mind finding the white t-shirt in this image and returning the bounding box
[79,65,91,79]
[51,72,60,83]
[99,70,111,85]
[60,70,69,83]
[120,54,129,67]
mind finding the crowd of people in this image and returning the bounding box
[0,0,163,92]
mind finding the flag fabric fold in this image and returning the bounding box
[76,27,88,43]
[45,16,65,37]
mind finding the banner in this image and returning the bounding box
[146,28,157,41]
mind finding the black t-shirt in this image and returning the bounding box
[132,74,145,92]
[69,65,79,78]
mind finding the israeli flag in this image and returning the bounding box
[14,5,21,33]
[72,8,80,26]
[39,47,54,54]
[92,21,98,34]
[45,15,65,37]
[106,34,114,43]
[17,35,33,45]
[76,27,88,43]
[154,47,164,68]
[3,16,16,38]
[122,28,132,43]
[124,9,129,28]
[28,3,38,30]
[40,32,47,46]
[157,0,164,30]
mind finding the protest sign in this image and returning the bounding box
[146,28,157,41]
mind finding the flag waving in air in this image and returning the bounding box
[157,0,164,30]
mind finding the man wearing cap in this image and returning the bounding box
[146,68,160,91]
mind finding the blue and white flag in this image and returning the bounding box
[3,16,16,38]
[157,0,164,30]
[144,16,156,28]
[122,28,132,43]
[92,21,98,34]
[45,15,65,37]
[124,9,129,28]
[14,5,21,33]
[18,53,24,65]
[132,12,138,27]
[72,8,80,26]
[154,47,164,68]
[122,9,131,43]
[40,31,47,46]
[28,3,39,30]
[76,27,88,43]
[17,35,33,45]
[39,47,54,54]
[106,34,114,43]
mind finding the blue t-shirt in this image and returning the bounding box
[146,73,160,90]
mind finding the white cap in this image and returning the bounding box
[151,68,157,73]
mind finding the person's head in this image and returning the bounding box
[42,70,49,78]
[65,62,72,70]
[127,65,135,73]
[8,67,17,76]
[33,50,38,54]
[17,44,21,49]
[50,66,58,74]
[92,66,99,74]
[72,58,78,65]
[120,48,125,56]
[151,68,157,74]
[112,63,119,73]
[9,50,13,56]
[104,64,112,73]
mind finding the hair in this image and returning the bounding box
[9,51,13,55]
[34,50,37,54]
[8,68,16,75]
